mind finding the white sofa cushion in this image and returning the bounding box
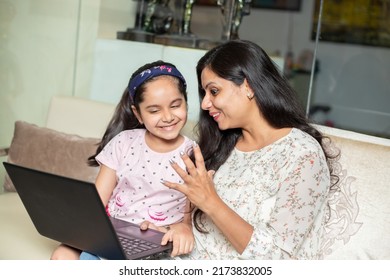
[319,129,390,259]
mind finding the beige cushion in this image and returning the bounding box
[4,121,100,192]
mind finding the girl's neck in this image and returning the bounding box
[144,130,185,153]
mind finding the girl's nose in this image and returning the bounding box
[162,110,174,122]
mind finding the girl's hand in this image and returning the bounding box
[139,221,169,233]
[139,221,194,257]
[162,142,220,214]
[161,222,194,257]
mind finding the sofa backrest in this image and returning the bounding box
[46,95,197,140]
[46,95,116,139]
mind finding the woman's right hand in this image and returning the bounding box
[162,142,220,214]
[163,143,254,254]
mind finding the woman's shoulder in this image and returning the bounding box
[289,128,323,152]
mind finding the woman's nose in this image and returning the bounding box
[201,94,212,110]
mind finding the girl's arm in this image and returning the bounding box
[95,164,117,206]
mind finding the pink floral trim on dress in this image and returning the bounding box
[105,205,111,217]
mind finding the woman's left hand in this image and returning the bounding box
[162,142,221,215]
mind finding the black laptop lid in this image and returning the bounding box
[3,162,154,260]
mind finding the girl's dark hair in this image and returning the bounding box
[87,60,188,166]
[192,39,339,233]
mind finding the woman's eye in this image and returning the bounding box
[210,88,218,95]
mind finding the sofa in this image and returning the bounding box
[0,95,389,260]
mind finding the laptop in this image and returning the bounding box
[3,162,173,260]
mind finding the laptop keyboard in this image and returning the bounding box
[118,236,160,255]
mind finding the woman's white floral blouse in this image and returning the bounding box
[185,128,330,260]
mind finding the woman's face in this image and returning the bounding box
[200,67,251,130]
[132,76,187,142]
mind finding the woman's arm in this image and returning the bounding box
[204,196,254,254]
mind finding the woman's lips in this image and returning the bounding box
[210,112,220,121]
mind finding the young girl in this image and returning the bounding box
[50,61,195,260]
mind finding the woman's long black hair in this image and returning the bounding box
[87,60,188,166]
[193,40,339,232]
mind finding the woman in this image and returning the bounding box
[162,40,338,259]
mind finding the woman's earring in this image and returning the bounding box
[246,92,254,100]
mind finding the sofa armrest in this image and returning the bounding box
[0,192,59,259]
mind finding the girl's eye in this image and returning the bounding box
[171,101,183,109]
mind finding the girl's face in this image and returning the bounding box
[132,76,187,145]
[200,67,251,130]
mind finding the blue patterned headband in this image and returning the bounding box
[128,65,187,99]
